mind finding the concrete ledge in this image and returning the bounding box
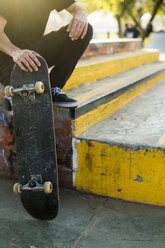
[82,38,142,58]
[73,79,165,206]
[73,138,165,207]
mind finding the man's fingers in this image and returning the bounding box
[69,19,79,39]
[18,53,40,72]
[81,23,88,39]
[67,19,73,33]
[24,55,39,71]
[68,9,88,40]
[73,23,84,40]
[68,18,88,40]
[12,49,41,72]
[22,50,41,72]
[17,61,28,72]
[70,22,87,40]
[21,58,33,72]
[29,52,41,67]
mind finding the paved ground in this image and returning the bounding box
[1,177,165,248]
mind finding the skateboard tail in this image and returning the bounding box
[21,191,59,220]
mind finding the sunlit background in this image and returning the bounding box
[45,0,165,39]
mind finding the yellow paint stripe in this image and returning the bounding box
[74,72,165,136]
[63,51,159,91]
[75,140,165,207]
[143,33,153,47]
[74,63,161,103]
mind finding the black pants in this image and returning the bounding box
[0,23,93,88]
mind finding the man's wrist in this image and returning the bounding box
[73,6,87,16]
[67,3,87,16]
[10,46,21,57]
[74,9,87,17]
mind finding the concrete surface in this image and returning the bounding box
[147,32,165,53]
[1,177,165,248]
[79,78,165,148]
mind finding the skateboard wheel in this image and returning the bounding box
[35,81,45,94]
[43,181,53,194]
[4,86,14,97]
[13,183,22,194]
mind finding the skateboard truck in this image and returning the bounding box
[13,175,53,195]
[4,82,45,102]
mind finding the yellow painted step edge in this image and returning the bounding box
[74,63,162,104]
[74,72,165,136]
[75,140,165,207]
[63,51,159,91]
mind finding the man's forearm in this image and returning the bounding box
[0,30,20,57]
[0,15,41,72]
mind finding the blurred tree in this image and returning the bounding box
[128,0,165,38]
[79,0,135,36]
[79,0,165,39]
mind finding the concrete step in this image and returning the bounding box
[64,61,165,136]
[0,50,163,198]
[63,49,159,91]
[73,79,165,207]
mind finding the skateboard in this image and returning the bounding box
[5,56,59,220]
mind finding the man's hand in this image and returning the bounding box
[12,49,41,72]
[67,3,88,41]
[0,15,41,72]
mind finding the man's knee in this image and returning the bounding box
[85,23,93,42]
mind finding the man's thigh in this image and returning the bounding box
[0,59,14,86]
[29,26,68,67]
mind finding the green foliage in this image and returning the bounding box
[78,0,165,38]
[143,0,165,14]
[78,0,110,14]
[79,0,165,19]
[79,0,136,15]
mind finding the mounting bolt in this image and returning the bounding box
[29,180,37,188]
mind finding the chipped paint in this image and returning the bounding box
[134,175,143,182]
[74,139,165,207]
[72,138,80,187]
[0,108,17,177]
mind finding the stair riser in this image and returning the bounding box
[63,51,159,91]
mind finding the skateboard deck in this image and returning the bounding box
[7,56,59,220]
